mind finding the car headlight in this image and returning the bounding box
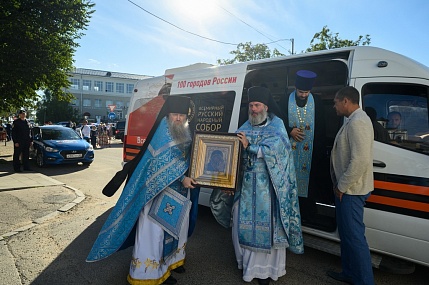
[87,145,93,151]
[45,146,59,152]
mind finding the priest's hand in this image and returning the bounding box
[237,132,249,148]
[182,176,196,189]
[290,128,305,142]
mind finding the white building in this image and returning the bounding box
[65,68,152,122]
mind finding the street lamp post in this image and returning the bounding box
[80,73,83,118]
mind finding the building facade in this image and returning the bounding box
[65,68,152,123]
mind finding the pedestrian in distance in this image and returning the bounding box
[80,120,91,143]
[90,125,98,149]
[232,86,303,285]
[12,109,33,172]
[328,86,375,285]
[0,120,6,142]
[5,122,12,141]
[87,96,199,285]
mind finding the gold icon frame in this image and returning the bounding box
[189,132,242,190]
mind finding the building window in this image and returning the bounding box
[83,99,91,107]
[83,80,92,91]
[105,100,113,107]
[71,98,77,106]
[94,99,102,108]
[126,83,134,94]
[106,82,114,92]
[116,101,124,108]
[94,81,103,92]
[116,83,124,93]
[70,79,80,90]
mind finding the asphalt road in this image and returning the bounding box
[1,140,428,285]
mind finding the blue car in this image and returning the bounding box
[30,125,94,167]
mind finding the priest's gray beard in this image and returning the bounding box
[168,119,191,144]
[249,109,268,126]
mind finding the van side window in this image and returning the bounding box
[362,83,429,154]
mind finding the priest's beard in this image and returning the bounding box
[168,119,191,144]
[249,109,268,126]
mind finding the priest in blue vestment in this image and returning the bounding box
[234,86,303,285]
[278,70,332,223]
[87,96,198,285]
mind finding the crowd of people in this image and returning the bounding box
[85,70,378,285]
[54,119,115,149]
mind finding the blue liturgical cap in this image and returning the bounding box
[295,70,317,91]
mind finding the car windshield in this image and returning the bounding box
[41,128,82,140]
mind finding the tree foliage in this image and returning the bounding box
[35,89,79,124]
[306,25,371,52]
[217,42,285,65]
[217,26,371,65]
[0,0,95,113]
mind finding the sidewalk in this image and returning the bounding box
[0,141,85,240]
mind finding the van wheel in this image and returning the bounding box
[36,151,45,168]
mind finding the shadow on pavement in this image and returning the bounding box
[29,206,243,285]
[31,209,132,285]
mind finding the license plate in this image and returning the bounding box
[66,153,82,158]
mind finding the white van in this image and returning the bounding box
[123,46,429,273]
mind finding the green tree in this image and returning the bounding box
[306,25,370,52]
[36,89,79,124]
[217,42,285,65]
[0,0,95,113]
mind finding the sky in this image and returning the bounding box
[73,0,429,77]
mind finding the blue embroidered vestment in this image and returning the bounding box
[236,114,304,254]
[87,118,191,262]
[288,91,315,197]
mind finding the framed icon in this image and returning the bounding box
[189,132,242,190]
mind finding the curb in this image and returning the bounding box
[0,184,86,241]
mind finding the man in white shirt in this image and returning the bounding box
[81,120,91,142]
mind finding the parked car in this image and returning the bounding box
[30,125,94,167]
[115,120,126,142]
[56,121,72,127]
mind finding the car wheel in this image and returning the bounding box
[36,151,45,167]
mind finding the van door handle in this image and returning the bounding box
[373,160,386,168]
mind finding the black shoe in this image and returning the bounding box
[162,275,177,285]
[23,168,32,171]
[14,169,22,173]
[258,278,271,285]
[173,265,185,273]
[326,270,353,284]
